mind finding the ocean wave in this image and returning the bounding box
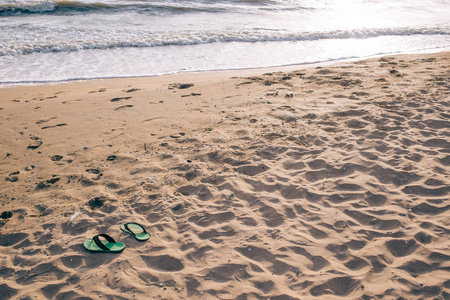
[0,0,211,15]
[1,25,449,56]
[0,0,290,15]
[0,0,56,14]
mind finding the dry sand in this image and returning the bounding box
[0,52,449,300]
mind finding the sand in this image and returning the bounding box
[0,52,449,300]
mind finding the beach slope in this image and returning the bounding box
[0,52,449,299]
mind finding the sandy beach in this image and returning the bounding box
[0,52,449,299]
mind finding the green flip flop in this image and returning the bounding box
[83,234,125,252]
[120,222,150,241]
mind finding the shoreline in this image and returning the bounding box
[2,47,450,87]
[1,51,449,299]
[1,58,345,87]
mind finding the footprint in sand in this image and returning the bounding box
[87,196,108,210]
[181,93,201,97]
[399,260,438,275]
[125,88,140,93]
[253,280,275,293]
[0,232,28,246]
[169,83,194,90]
[410,202,450,215]
[1,211,13,219]
[170,133,186,138]
[35,177,60,190]
[414,232,432,244]
[385,239,418,257]
[50,155,63,161]
[114,105,134,111]
[85,168,103,181]
[344,257,369,271]
[310,276,360,297]
[60,255,84,269]
[36,117,57,124]
[89,88,106,93]
[27,136,42,149]
[110,96,131,102]
[178,184,213,201]
[205,264,250,282]
[140,255,184,271]
[6,171,19,182]
[188,212,235,227]
[172,204,182,211]
[42,123,67,130]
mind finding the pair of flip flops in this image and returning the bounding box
[83,222,149,253]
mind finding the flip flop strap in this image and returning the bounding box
[93,234,115,251]
[124,222,147,236]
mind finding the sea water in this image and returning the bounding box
[1,0,449,84]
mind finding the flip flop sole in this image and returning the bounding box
[120,224,150,241]
[83,238,125,252]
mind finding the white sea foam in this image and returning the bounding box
[1,25,449,56]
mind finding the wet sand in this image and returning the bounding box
[0,52,449,299]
